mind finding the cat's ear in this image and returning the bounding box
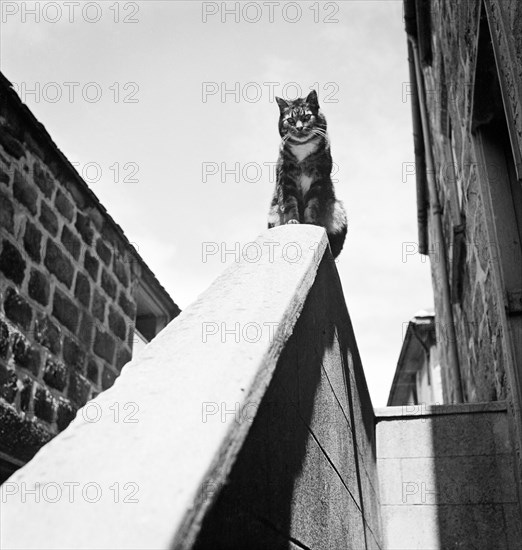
[275,96,289,112]
[306,89,319,109]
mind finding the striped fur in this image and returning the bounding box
[267,90,347,258]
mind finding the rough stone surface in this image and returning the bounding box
[0,240,26,286]
[33,162,55,198]
[101,269,117,299]
[0,72,178,486]
[74,271,91,307]
[0,363,18,402]
[23,221,43,262]
[12,333,41,376]
[39,200,59,236]
[52,290,79,333]
[75,212,94,245]
[63,336,86,373]
[56,398,76,431]
[33,386,56,424]
[28,269,51,307]
[0,319,9,358]
[44,240,74,288]
[92,290,106,322]
[119,291,136,320]
[0,189,14,233]
[418,0,520,406]
[84,250,100,281]
[93,329,116,363]
[101,366,117,390]
[4,288,32,330]
[54,189,74,222]
[96,238,112,266]
[108,307,126,341]
[34,315,61,355]
[61,224,81,261]
[13,169,38,215]
[43,358,67,392]
[67,371,91,407]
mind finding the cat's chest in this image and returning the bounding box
[297,174,313,196]
[287,139,320,196]
[289,139,319,162]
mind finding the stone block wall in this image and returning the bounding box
[417,0,522,403]
[376,403,520,549]
[0,74,146,471]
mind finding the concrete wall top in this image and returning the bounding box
[0,225,329,550]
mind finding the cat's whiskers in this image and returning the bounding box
[312,128,330,143]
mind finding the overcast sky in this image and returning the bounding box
[1,0,433,406]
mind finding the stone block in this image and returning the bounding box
[108,307,126,341]
[0,363,17,403]
[0,131,25,159]
[75,212,93,245]
[34,385,56,423]
[0,319,9,358]
[78,312,94,348]
[56,398,76,431]
[92,290,106,322]
[63,336,86,373]
[39,199,59,236]
[43,358,67,392]
[34,315,61,355]
[118,291,136,320]
[12,333,41,375]
[23,221,42,262]
[0,189,14,233]
[116,347,131,371]
[101,365,117,390]
[4,288,32,330]
[101,269,117,299]
[13,169,37,215]
[113,256,129,287]
[52,290,79,333]
[84,250,99,281]
[33,162,55,199]
[28,268,50,306]
[0,240,26,286]
[74,271,91,307]
[86,358,99,384]
[61,225,81,260]
[44,240,74,288]
[67,371,90,407]
[54,189,74,222]
[94,329,115,363]
[96,237,112,266]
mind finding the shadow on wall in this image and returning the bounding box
[191,254,379,549]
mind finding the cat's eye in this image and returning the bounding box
[287,118,295,125]
[304,114,312,121]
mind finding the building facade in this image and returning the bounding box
[0,72,180,482]
[405,0,522,490]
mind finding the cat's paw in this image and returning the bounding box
[286,219,300,224]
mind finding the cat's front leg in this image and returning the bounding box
[280,178,300,224]
[304,197,321,225]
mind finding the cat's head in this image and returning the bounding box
[275,90,326,143]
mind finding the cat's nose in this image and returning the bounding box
[296,122,303,130]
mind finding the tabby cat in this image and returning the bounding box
[267,89,347,258]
